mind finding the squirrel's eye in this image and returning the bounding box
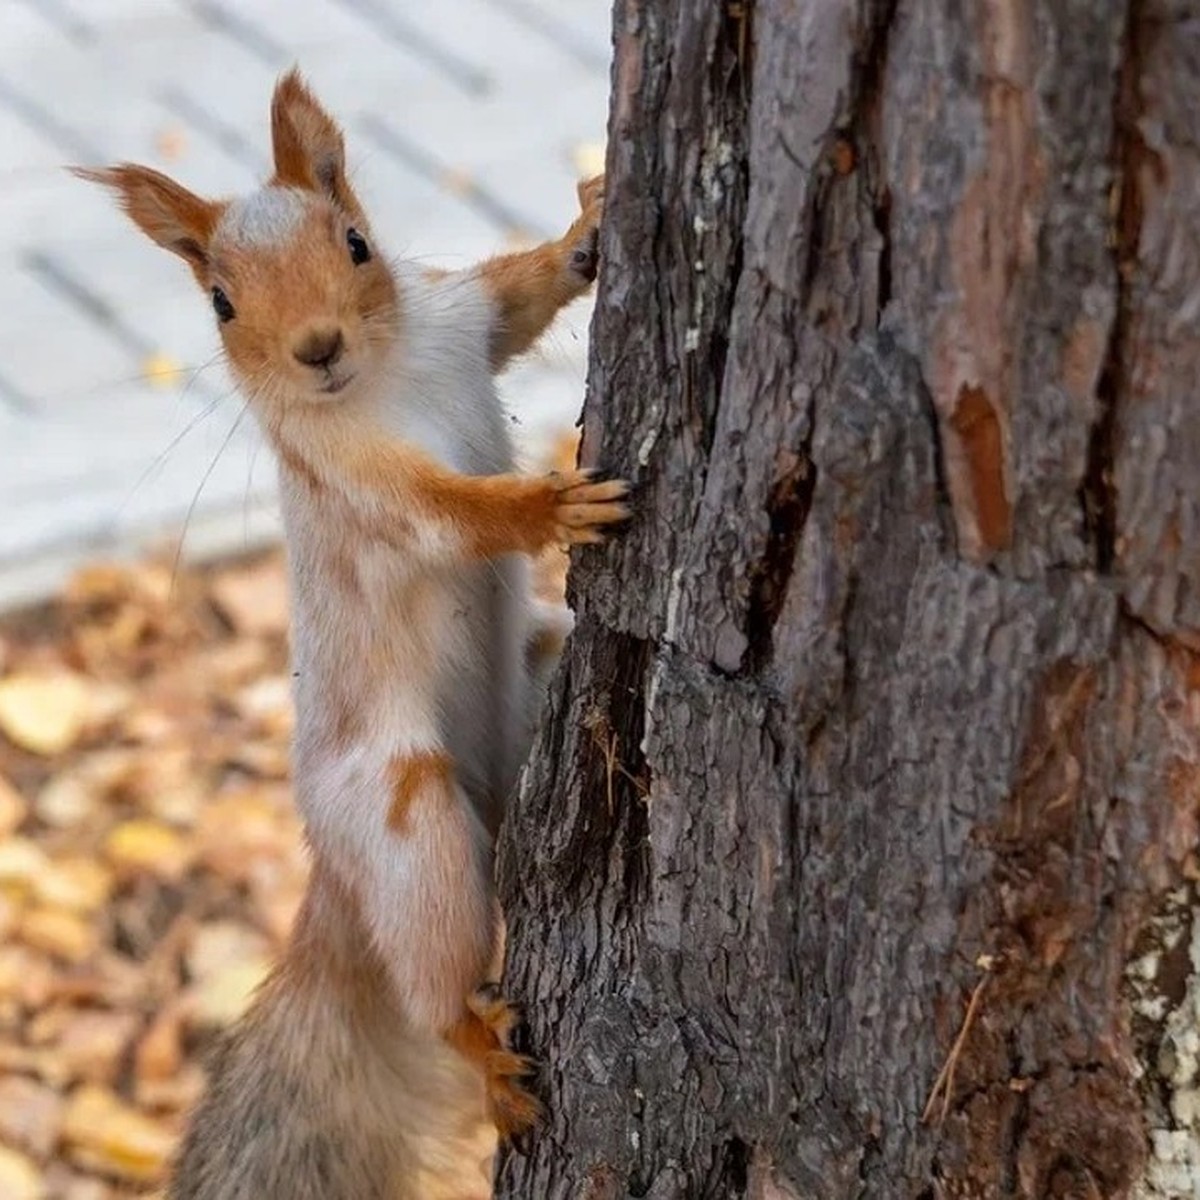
[211,287,235,323]
[346,228,371,266]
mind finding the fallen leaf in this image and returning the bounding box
[0,774,27,836]
[31,857,113,913]
[194,638,271,687]
[135,1003,186,1085]
[39,1166,110,1200]
[136,1060,206,1113]
[195,791,293,880]
[209,562,290,638]
[35,772,98,829]
[0,837,50,890]
[251,876,305,945]
[64,563,133,606]
[127,747,206,827]
[55,1011,141,1085]
[223,739,290,780]
[62,1085,176,1183]
[232,676,293,735]
[0,947,54,1008]
[85,682,134,729]
[571,139,606,177]
[0,892,17,941]
[185,920,270,981]
[19,907,97,964]
[0,672,90,756]
[0,1074,63,1156]
[0,1144,42,1200]
[190,957,271,1029]
[104,821,192,881]
[140,353,184,389]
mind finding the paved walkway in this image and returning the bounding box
[0,0,611,606]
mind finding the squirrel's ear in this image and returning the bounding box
[72,164,222,284]
[270,69,362,218]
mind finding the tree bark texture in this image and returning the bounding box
[497,1,1200,1196]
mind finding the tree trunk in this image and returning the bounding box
[497,1,1200,1196]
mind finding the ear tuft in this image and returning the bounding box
[73,163,223,283]
[270,68,361,218]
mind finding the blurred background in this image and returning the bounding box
[0,3,609,1196]
[0,0,610,608]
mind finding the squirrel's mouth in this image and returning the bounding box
[319,374,355,395]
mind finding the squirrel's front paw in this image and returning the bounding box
[547,468,630,545]
[566,174,604,284]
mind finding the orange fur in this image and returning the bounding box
[270,68,366,222]
[388,751,455,833]
[214,204,399,401]
[276,432,630,559]
[276,440,326,493]
[445,993,541,1138]
[479,175,605,369]
[70,165,226,283]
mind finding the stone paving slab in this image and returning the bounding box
[0,0,612,607]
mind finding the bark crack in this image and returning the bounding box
[852,0,900,321]
[744,448,817,671]
[1083,0,1147,575]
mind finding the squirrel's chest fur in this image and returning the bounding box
[281,268,531,834]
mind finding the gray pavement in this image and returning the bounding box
[0,0,611,606]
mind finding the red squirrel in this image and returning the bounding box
[78,70,627,1198]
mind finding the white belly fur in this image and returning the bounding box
[285,265,533,835]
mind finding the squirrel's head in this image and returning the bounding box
[76,70,398,409]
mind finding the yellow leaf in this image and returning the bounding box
[0,836,48,887]
[34,772,97,828]
[0,672,90,756]
[571,140,606,178]
[104,820,192,881]
[186,920,270,981]
[62,1085,176,1183]
[30,856,113,913]
[141,352,184,388]
[0,1144,42,1200]
[190,957,271,1028]
[232,675,294,735]
[19,906,97,963]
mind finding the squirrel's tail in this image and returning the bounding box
[167,858,496,1200]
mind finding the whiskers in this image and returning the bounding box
[118,349,234,518]
[166,362,282,597]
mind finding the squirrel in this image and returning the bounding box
[77,69,628,1199]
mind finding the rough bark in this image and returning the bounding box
[497,1,1200,1196]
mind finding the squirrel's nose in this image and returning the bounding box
[293,327,345,369]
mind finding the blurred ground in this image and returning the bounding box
[0,435,575,1199]
[0,0,609,607]
[0,550,301,1200]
